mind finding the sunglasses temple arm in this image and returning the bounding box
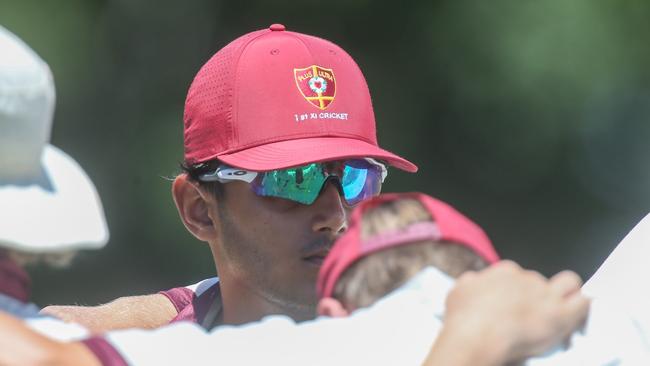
[199,167,258,183]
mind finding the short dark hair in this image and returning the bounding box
[179,160,225,198]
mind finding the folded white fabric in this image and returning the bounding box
[108,259,650,365]
[25,316,90,342]
[529,298,650,365]
[107,267,449,366]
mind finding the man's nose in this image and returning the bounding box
[311,181,348,235]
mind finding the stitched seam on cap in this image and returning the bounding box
[232,30,272,150]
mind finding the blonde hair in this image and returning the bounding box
[332,199,488,310]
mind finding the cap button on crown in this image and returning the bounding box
[269,24,286,31]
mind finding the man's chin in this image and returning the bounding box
[287,282,320,313]
[280,294,319,322]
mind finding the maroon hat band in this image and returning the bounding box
[317,192,500,299]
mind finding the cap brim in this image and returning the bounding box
[216,137,418,172]
[0,145,109,252]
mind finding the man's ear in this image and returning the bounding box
[317,297,350,318]
[172,174,218,241]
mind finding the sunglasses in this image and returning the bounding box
[198,158,388,206]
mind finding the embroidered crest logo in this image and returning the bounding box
[294,65,336,110]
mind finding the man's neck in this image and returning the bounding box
[219,278,316,325]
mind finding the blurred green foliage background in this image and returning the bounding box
[1,0,648,306]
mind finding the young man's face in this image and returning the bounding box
[209,174,350,319]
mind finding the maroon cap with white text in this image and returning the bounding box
[183,24,417,172]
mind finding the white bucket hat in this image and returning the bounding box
[0,25,109,252]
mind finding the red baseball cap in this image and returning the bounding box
[317,192,500,298]
[183,24,417,172]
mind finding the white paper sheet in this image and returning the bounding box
[583,213,650,331]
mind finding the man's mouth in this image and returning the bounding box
[302,237,334,266]
[302,244,331,267]
[303,253,328,266]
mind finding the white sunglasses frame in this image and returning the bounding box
[198,158,388,184]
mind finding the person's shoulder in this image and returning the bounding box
[159,277,220,325]
[186,277,219,296]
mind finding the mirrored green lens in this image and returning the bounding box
[256,163,326,204]
[342,165,367,199]
[341,160,382,205]
[250,160,384,205]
